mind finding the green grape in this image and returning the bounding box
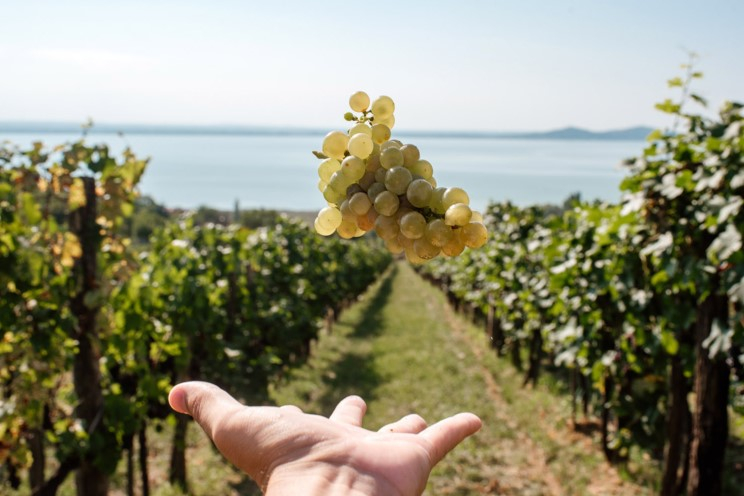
[460,222,488,248]
[426,176,437,188]
[406,179,433,208]
[314,217,335,236]
[349,122,372,136]
[367,181,386,201]
[340,156,366,181]
[441,231,465,257]
[348,133,373,159]
[410,159,433,179]
[425,219,453,247]
[374,190,400,216]
[358,171,376,190]
[397,231,414,250]
[384,167,413,195]
[371,95,395,118]
[380,147,404,169]
[371,124,391,144]
[329,170,352,193]
[323,185,345,205]
[337,219,358,239]
[374,167,387,183]
[380,139,402,152]
[429,187,447,214]
[404,244,425,264]
[318,158,342,183]
[349,91,370,112]
[339,199,356,221]
[346,183,364,198]
[413,237,440,260]
[443,187,470,208]
[366,152,381,172]
[322,131,349,160]
[394,206,413,225]
[385,236,405,255]
[444,203,473,226]
[318,179,327,192]
[316,206,343,231]
[375,214,399,240]
[399,211,426,239]
[357,208,377,231]
[376,114,395,129]
[400,144,420,167]
[349,192,372,215]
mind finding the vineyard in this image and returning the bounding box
[1,70,743,496]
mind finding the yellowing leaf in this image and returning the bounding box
[68,178,87,210]
[61,232,82,267]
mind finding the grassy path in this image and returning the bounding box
[270,262,653,495]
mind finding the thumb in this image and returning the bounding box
[168,381,244,438]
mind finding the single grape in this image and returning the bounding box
[366,152,381,172]
[470,210,484,223]
[340,156,366,181]
[314,217,335,236]
[322,131,349,160]
[399,211,426,239]
[380,139,402,152]
[323,185,345,205]
[442,187,470,209]
[349,122,372,136]
[444,203,473,226]
[425,219,453,247]
[339,199,356,221]
[374,190,400,216]
[371,124,391,144]
[376,114,395,129]
[371,95,395,118]
[318,179,327,192]
[397,231,414,250]
[375,214,399,240]
[316,206,343,231]
[406,179,433,208]
[367,182,386,201]
[429,187,447,214]
[400,144,420,167]
[346,183,364,198]
[348,133,373,159]
[426,176,437,188]
[337,219,358,239]
[374,167,387,183]
[441,232,465,257]
[380,147,404,169]
[385,167,413,195]
[385,236,405,255]
[358,170,376,190]
[349,192,372,215]
[318,158,342,183]
[404,244,426,264]
[410,159,433,179]
[349,91,370,112]
[460,222,488,248]
[329,170,352,193]
[413,237,440,260]
[357,208,378,231]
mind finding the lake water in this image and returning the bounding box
[2,132,646,213]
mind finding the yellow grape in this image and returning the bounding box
[349,91,370,112]
[322,131,348,160]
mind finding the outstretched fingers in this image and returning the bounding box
[420,413,482,465]
[329,395,367,427]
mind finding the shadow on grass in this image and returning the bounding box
[312,265,397,414]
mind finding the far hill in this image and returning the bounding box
[0,121,654,141]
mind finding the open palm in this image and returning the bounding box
[169,381,481,495]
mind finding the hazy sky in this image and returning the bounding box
[2,0,742,132]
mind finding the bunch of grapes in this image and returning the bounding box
[313,91,488,263]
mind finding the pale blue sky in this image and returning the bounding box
[2,0,742,131]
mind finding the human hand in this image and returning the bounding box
[168,381,482,496]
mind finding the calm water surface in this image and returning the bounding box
[3,133,645,212]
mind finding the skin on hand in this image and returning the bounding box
[168,381,482,496]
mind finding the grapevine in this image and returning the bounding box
[313,91,488,263]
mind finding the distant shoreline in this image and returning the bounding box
[0,122,653,141]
